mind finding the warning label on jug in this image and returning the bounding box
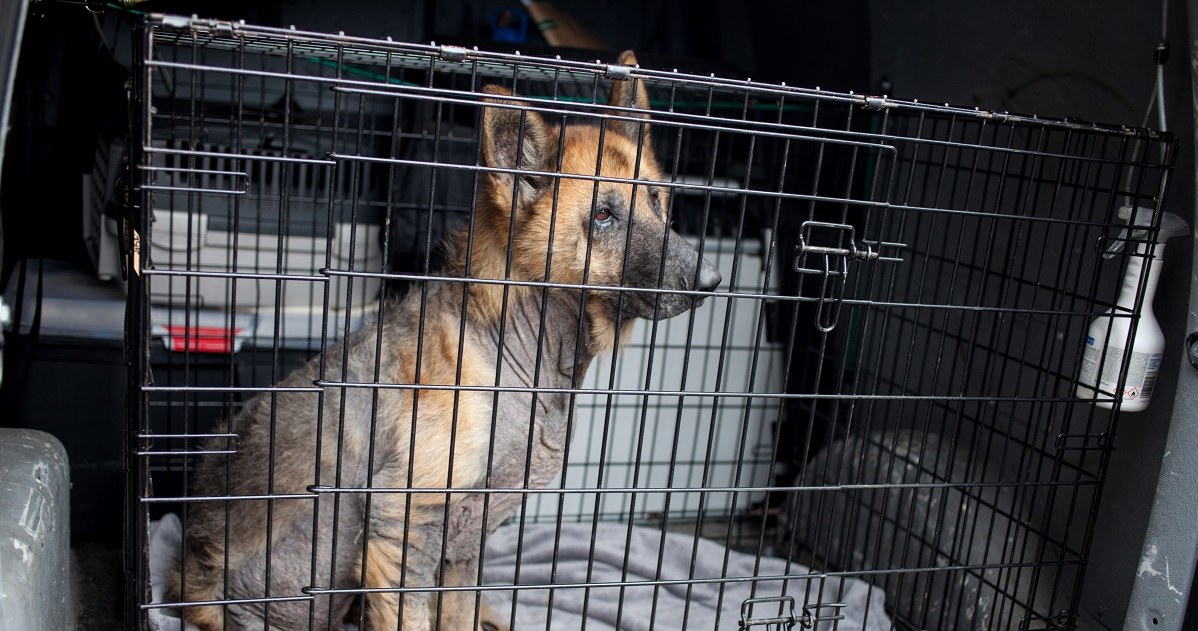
[1079,345,1161,399]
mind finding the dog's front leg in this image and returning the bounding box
[359,493,442,631]
[436,555,509,631]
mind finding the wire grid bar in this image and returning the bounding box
[144,14,1172,142]
[127,13,1175,631]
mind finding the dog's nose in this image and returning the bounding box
[696,261,722,292]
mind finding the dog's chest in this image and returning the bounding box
[468,310,582,490]
[440,389,573,556]
[488,388,572,490]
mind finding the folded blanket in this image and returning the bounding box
[148,515,892,630]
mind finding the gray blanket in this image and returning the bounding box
[149,515,892,630]
[480,522,891,631]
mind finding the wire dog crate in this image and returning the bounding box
[127,14,1175,631]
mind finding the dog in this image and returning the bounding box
[173,50,722,631]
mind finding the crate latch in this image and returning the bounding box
[1019,610,1075,630]
[739,596,847,630]
[1054,433,1112,452]
[798,602,848,628]
[793,220,904,332]
[740,596,798,630]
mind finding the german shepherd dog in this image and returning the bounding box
[174,50,722,631]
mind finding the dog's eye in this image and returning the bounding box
[593,205,612,222]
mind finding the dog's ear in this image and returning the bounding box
[605,50,651,143]
[480,84,556,206]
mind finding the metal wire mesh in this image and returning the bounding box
[126,14,1175,631]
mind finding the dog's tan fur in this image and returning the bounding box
[174,50,719,631]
